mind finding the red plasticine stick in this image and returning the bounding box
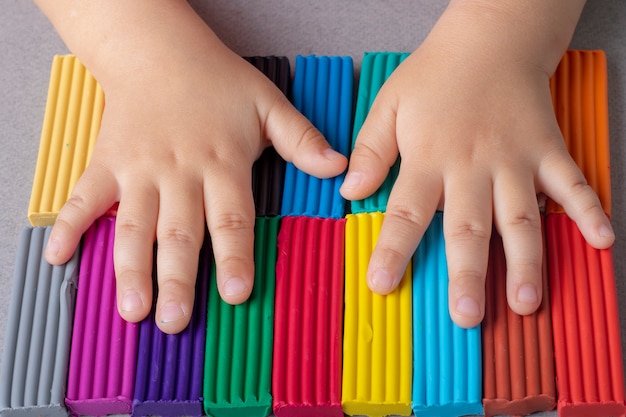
[273,216,345,417]
[65,217,139,416]
[547,214,625,417]
[482,225,556,416]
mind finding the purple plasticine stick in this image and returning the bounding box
[132,235,211,417]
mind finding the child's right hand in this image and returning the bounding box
[39,0,347,334]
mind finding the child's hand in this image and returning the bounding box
[40,1,347,334]
[341,0,614,328]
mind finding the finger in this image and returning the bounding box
[153,180,206,334]
[204,164,256,305]
[443,170,492,328]
[340,97,400,200]
[114,184,159,324]
[367,164,441,294]
[266,95,347,178]
[539,150,614,248]
[493,169,543,316]
[45,161,118,264]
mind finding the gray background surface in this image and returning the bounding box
[1,1,624,416]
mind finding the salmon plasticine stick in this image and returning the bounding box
[65,217,139,416]
[482,225,556,417]
[272,216,346,417]
[0,227,79,417]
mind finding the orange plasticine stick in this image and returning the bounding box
[548,50,611,216]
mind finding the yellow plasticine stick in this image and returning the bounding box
[342,212,413,417]
[28,55,67,225]
[28,55,104,226]
[51,57,85,210]
[85,78,104,167]
[68,60,103,198]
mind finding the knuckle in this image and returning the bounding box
[216,253,252,268]
[502,211,541,230]
[449,269,485,288]
[580,202,604,219]
[116,217,151,240]
[157,224,201,250]
[376,246,410,272]
[375,207,431,263]
[445,221,491,243]
[114,263,151,284]
[352,141,388,166]
[60,194,91,217]
[563,179,604,217]
[292,124,323,151]
[565,176,596,203]
[54,194,95,233]
[211,212,254,235]
[385,205,430,232]
[158,275,194,294]
[51,215,77,234]
[511,258,542,273]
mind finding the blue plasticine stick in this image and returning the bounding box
[282,55,353,219]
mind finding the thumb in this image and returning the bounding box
[340,96,399,200]
[266,95,347,178]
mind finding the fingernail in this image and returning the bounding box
[323,148,343,160]
[342,172,362,191]
[456,296,481,318]
[517,284,538,305]
[45,238,61,258]
[369,269,395,293]
[599,223,615,239]
[223,278,247,297]
[121,290,143,313]
[159,303,185,324]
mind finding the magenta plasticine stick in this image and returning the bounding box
[65,217,139,416]
[93,238,115,399]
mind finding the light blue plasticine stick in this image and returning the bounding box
[411,213,484,417]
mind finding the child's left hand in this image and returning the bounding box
[340,0,614,328]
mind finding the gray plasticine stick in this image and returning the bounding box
[0,227,79,417]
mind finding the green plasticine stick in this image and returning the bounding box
[203,216,280,417]
[351,52,409,214]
